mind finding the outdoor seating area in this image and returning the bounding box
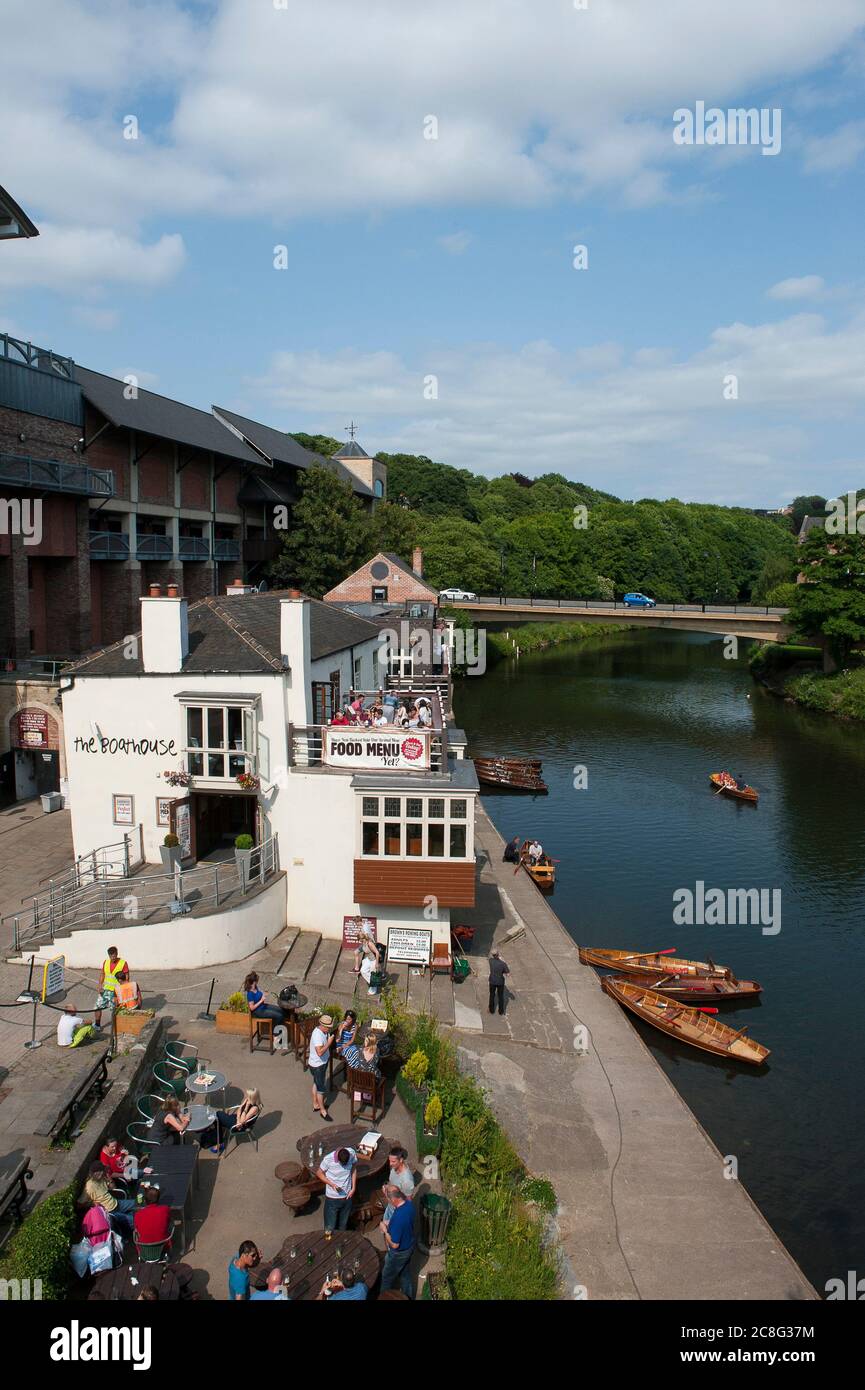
[68,993,429,1301]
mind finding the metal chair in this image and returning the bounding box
[152,1061,186,1098]
[126,1120,161,1149]
[165,1040,198,1075]
[137,1092,171,1122]
[133,1228,174,1264]
[222,1111,261,1157]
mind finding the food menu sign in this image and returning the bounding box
[14,710,48,749]
[323,730,431,771]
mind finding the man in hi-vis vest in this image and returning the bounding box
[95,945,129,1028]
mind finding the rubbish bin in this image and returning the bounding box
[41,792,62,814]
[419,1193,452,1253]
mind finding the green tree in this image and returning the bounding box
[421,518,501,593]
[790,495,827,534]
[268,464,371,596]
[367,502,420,557]
[790,531,865,663]
[290,432,342,458]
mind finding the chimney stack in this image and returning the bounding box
[412,546,424,578]
[226,578,256,596]
[280,597,312,724]
[140,592,189,673]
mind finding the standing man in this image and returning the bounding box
[488,949,510,1016]
[315,1146,357,1233]
[380,1186,416,1298]
[308,1013,334,1120]
[94,945,128,1029]
[503,835,522,864]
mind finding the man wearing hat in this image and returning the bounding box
[488,950,510,1016]
[308,1013,334,1121]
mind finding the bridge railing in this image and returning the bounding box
[468,597,789,616]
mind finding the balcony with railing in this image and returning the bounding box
[214,537,241,561]
[0,452,113,498]
[289,689,449,773]
[178,535,210,561]
[89,531,130,560]
[135,533,174,561]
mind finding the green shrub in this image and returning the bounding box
[163,832,179,847]
[220,991,248,1013]
[401,1049,429,1089]
[0,1185,77,1300]
[424,1093,443,1130]
[520,1175,558,1213]
[234,833,254,850]
[446,1195,558,1301]
[764,582,799,607]
[787,665,865,721]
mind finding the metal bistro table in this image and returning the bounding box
[143,1145,199,1253]
[183,1104,217,1138]
[185,1069,227,1108]
[296,1126,394,1184]
[252,1230,381,1301]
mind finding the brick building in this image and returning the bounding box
[323,549,437,606]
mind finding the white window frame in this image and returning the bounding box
[182,703,257,782]
[357,794,472,861]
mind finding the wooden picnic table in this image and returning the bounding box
[296,1126,394,1184]
[252,1230,380,1301]
[88,1261,195,1301]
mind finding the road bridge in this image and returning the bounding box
[451,597,792,642]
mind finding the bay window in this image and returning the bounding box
[358,794,471,859]
[183,702,256,780]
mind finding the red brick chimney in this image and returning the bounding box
[412,547,424,578]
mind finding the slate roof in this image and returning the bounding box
[0,184,39,238]
[213,406,373,497]
[334,439,371,459]
[67,592,380,678]
[798,515,825,542]
[75,367,263,465]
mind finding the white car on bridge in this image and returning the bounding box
[439,587,478,603]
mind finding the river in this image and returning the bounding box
[455,628,865,1296]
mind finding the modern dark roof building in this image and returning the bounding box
[0,185,39,240]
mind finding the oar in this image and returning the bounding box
[725,1025,750,1045]
[619,948,676,963]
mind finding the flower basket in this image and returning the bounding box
[235,773,260,791]
[163,769,191,788]
[415,1106,442,1157]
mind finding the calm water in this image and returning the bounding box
[455,629,865,1295]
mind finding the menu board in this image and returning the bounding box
[324,730,430,771]
[112,794,134,826]
[15,710,48,749]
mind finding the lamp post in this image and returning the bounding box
[499,547,506,605]
[531,553,537,606]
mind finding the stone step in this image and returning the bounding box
[430,971,455,1025]
[303,938,342,994]
[406,964,431,1015]
[280,931,322,983]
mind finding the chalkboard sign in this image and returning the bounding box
[41,954,65,1001]
[385,927,432,965]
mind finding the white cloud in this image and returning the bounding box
[241,306,865,505]
[767,275,826,301]
[803,118,865,173]
[438,231,473,255]
[0,226,186,293]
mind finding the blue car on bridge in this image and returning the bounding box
[623,592,656,608]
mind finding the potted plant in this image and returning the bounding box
[234,832,255,879]
[114,1006,155,1037]
[416,1090,443,1157]
[396,1048,429,1113]
[160,832,181,872]
[216,990,250,1035]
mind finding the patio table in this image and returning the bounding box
[185,1069,227,1107]
[143,1145,198,1252]
[296,1125,394,1184]
[252,1230,380,1301]
[88,1261,195,1301]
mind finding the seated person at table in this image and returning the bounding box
[133,1184,173,1248]
[138,1287,159,1302]
[57,1004,95,1048]
[152,1096,191,1145]
[318,1270,368,1301]
[199,1087,262,1154]
[347,695,365,723]
[335,1010,357,1054]
[371,705,388,727]
[330,708,350,726]
[84,1162,137,1237]
[113,970,142,1011]
[243,971,284,1024]
[250,1268,287,1301]
[228,1241,261,1301]
[394,702,409,728]
[416,698,432,727]
[342,1033,382,1080]
[99,1136,133,1184]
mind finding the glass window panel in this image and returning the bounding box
[188,752,203,776]
[228,707,243,748]
[428,798,445,819]
[362,797,379,817]
[384,823,401,855]
[207,752,225,778]
[449,825,467,858]
[187,707,202,747]
[406,823,423,856]
[207,708,224,749]
[450,800,467,820]
[406,798,423,818]
[362,822,379,855]
[228,754,246,777]
[428,823,445,857]
[384,797,401,818]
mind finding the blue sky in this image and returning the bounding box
[1,0,864,505]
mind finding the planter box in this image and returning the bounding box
[396,1070,427,1114]
[415,1107,442,1157]
[216,1009,249,1035]
[421,1271,454,1301]
[115,1010,154,1036]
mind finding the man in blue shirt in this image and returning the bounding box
[250,1268,287,1300]
[380,1185,415,1298]
[320,1271,368,1301]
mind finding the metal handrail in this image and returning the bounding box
[214,538,241,560]
[178,536,210,560]
[0,333,74,377]
[89,530,130,559]
[469,596,790,616]
[135,534,173,560]
[0,451,113,498]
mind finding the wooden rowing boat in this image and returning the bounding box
[578,947,733,979]
[473,758,548,792]
[520,855,556,892]
[608,971,761,1002]
[473,756,542,770]
[709,773,759,803]
[601,977,769,1065]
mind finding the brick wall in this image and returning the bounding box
[323,553,436,603]
[215,462,242,514]
[180,562,214,603]
[83,404,130,497]
[0,405,80,463]
[180,457,210,509]
[138,442,175,504]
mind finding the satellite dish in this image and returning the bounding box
[257,579,269,593]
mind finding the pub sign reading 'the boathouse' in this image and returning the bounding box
[322,730,431,771]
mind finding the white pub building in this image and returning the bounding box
[53,583,477,968]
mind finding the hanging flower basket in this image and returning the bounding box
[163,769,191,788]
[235,773,260,791]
